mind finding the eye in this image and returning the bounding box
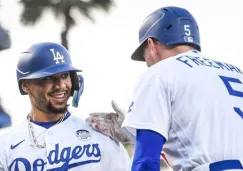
[61,72,69,79]
[43,76,52,80]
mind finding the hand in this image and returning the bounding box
[86,100,131,144]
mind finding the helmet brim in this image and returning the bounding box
[131,39,147,62]
[131,46,145,61]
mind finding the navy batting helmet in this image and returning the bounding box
[131,6,200,61]
[16,42,82,95]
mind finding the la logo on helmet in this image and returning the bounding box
[50,48,65,64]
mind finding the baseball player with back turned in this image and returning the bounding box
[121,6,243,171]
[87,6,243,171]
[0,42,131,171]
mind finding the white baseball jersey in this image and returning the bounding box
[122,50,243,171]
[0,113,131,171]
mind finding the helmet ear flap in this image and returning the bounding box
[70,72,80,96]
[71,73,84,107]
[19,80,26,95]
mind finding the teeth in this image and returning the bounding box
[53,94,65,99]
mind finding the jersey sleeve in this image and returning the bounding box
[122,73,172,140]
[0,138,8,171]
[101,138,131,171]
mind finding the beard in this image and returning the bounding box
[29,89,70,115]
[47,103,69,114]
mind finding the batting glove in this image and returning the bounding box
[86,100,131,144]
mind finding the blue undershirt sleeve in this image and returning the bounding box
[131,129,166,171]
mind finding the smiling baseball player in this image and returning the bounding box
[0,42,131,171]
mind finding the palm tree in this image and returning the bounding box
[0,24,10,51]
[0,1,11,51]
[19,0,114,49]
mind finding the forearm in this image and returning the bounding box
[131,129,165,171]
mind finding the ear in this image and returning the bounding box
[21,81,30,94]
[147,38,158,55]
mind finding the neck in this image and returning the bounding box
[30,110,66,122]
[167,45,195,58]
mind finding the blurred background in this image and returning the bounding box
[0,0,242,170]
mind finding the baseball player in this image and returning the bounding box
[88,6,243,171]
[0,42,131,171]
[122,6,243,171]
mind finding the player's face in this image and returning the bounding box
[26,72,72,114]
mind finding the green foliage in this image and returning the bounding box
[19,0,114,49]
[19,0,113,25]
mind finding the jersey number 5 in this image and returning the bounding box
[219,75,243,119]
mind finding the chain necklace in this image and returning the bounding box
[27,112,67,148]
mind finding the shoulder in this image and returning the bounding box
[0,120,28,154]
[67,114,119,142]
[66,114,89,126]
[142,50,209,80]
[148,50,201,74]
[0,120,28,141]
